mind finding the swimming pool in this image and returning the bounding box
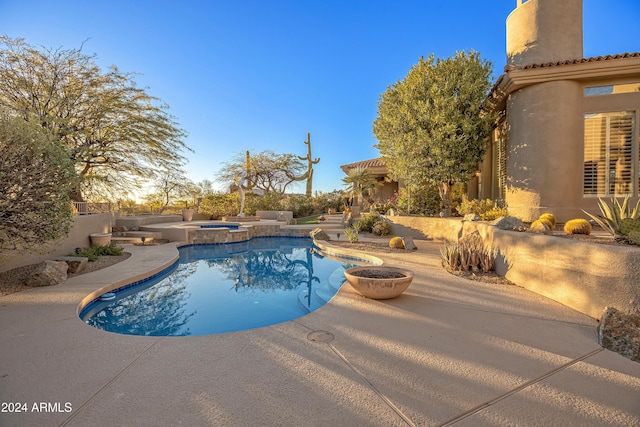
[80,237,365,336]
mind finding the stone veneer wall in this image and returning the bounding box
[184,224,313,245]
[386,216,640,320]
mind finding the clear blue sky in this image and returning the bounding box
[1,1,639,194]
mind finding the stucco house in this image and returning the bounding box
[339,157,398,202]
[345,0,640,222]
[476,0,640,222]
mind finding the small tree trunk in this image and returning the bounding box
[439,179,455,217]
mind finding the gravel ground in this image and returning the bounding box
[0,253,131,297]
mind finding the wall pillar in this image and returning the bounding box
[505,80,583,221]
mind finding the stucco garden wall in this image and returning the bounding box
[0,213,114,273]
[386,215,640,320]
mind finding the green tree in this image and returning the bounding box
[0,36,190,201]
[0,112,76,253]
[218,150,306,194]
[373,50,495,215]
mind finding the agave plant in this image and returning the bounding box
[440,242,460,270]
[582,196,640,237]
[440,232,497,273]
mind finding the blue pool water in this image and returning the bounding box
[200,224,239,229]
[80,237,363,336]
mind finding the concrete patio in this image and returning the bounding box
[0,237,638,426]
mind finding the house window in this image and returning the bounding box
[583,111,636,196]
[585,83,640,96]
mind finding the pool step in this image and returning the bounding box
[327,268,346,291]
[314,286,335,304]
[297,268,347,312]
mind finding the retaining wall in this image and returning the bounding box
[386,216,640,319]
[1,213,114,273]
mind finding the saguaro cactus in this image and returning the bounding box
[297,133,320,198]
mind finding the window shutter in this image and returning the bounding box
[583,112,635,196]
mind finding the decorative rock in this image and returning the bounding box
[402,236,417,250]
[53,256,89,274]
[529,221,551,235]
[26,260,68,287]
[463,213,481,221]
[309,228,330,241]
[598,307,640,362]
[491,216,525,231]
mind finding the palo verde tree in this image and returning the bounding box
[0,36,190,201]
[373,50,495,215]
[218,150,306,195]
[0,111,76,253]
[144,169,193,213]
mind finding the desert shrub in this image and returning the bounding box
[369,198,395,214]
[395,184,441,216]
[356,212,380,233]
[199,192,240,219]
[245,192,284,214]
[372,220,391,236]
[344,226,359,243]
[312,190,344,214]
[457,197,508,220]
[281,194,314,218]
[71,244,123,262]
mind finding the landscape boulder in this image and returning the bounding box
[26,260,68,287]
[310,228,330,241]
[402,236,417,251]
[491,216,525,231]
[54,256,89,274]
[599,307,640,362]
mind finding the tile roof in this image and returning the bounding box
[504,52,640,72]
[340,158,386,170]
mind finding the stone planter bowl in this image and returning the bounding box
[89,233,112,247]
[344,266,414,299]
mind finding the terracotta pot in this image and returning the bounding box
[344,266,414,299]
